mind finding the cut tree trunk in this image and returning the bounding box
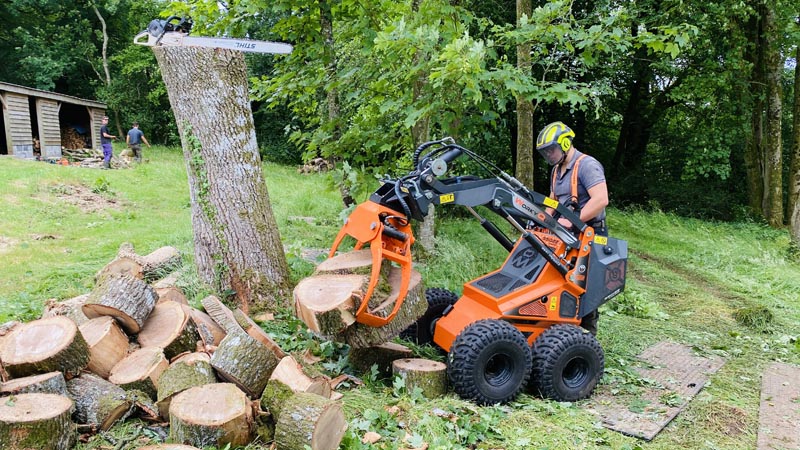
[83,273,158,334]
[79,316,128,379]
[293,274,366,335]
[273,392,347,450]
[41,294,90,326]
[0,371,67,396]
[156,352,216,420]
[108,347,168,399]
[153,45,291,314]
[391,358,447,398]
[188,308,226,348]
[116,243,182,281]
[348,341,414,376]
[210,333,279,398]
[0,316,89,379]
[0,393,75,450]
[66,373,131,431]
[95,256,144,283]
[260,355,330,419]
[169,383,253,448]
[138,302,200,360]
[232,308,286,359]
[156,286,189,305]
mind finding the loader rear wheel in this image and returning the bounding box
[529,324,604,401]
[400,288,458,345]
[447,319,531,405]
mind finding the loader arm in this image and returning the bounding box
[330,140,595,327]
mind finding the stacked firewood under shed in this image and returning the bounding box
[0,244,357,450]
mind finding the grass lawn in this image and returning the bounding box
[0,146,798,449]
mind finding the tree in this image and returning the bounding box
[788,39,800,243]
[515,0,534,187]
[153,46,291,313]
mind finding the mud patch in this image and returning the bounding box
[0,236,18,253]
[40,183,122,214]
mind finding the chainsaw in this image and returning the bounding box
[133,16,292,55]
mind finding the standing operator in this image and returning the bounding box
[536,121,609,335]
[100,116,116,169]
[126,121,151,163]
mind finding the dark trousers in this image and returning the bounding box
[130,143,142,161]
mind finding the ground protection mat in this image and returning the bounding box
[757,362,800,450]
[585,341,725,440]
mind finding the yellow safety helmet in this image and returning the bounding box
[536,121,575,153]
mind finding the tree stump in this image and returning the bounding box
[274,392,347,450]
[95,256,144,283]
[157,353,217,420]
[66,373,131,431]
[211,333,278,398]
[138,302,201,359]
[187,308,226,348]
[41,294,90,326]
[79,316,128,379]
[169,383,253,448]
[0,316,89,379]
[83,273,158,334]
[0,393,75,450]
[109,347,168,399]
[0,372,67,396]
[349,341,414,376]
[232,308,286,359]
[391,358,447,398]
[339,268,426,349]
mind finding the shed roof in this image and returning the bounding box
[0,81,106,109]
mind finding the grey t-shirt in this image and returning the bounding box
[127,128,144,145]
[551,150,606,222]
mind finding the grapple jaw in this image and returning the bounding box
[328,201,414,327]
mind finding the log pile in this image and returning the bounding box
[293,249,428,348]
[0,244,350,450]
[60,127,87,150]
[61,147,131,169]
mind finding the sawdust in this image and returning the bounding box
[38,183,122,213]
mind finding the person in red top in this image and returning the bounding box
[536,121,609,334]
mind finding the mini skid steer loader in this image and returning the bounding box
[327,138,627,405]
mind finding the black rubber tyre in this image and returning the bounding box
[400,288,459,345]
[529,324,604,401]
[447,319,532,405]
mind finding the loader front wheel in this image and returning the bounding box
[400,288,459,345]
[447,319,531,405]
[529,324,604,401]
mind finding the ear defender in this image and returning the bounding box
[557,129,575,152]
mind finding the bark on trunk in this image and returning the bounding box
[515,0,534,188]
[0,371,67,397]
[138,302,201,360]
[789,44,800,244]
[66,373,131,431]
[0,393,75,450]
[348,341,414,376]
[79,316,128,379]
[763,4,783,227]
[744,8,766,216]
[210,333,279,398]
[169,383,253,448]
[153,46,290,313]
[392,358,448,398]
[83,273,158,334]
[108,347,169,399]
[0,316,89,379]
[273,392,347,450]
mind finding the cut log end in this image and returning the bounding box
[0,393,75,450]
[0,316,89,379]
[169,383,253,448]
[391,358,447,398]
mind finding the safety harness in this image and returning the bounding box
[551,153,588,210]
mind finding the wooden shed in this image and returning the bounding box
[0,82,107,159]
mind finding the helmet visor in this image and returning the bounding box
[538,144,565,166]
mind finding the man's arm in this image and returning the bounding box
[142,135,150,147]
[579,182,609,222]
[126,133,130,145]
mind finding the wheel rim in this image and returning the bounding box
[484,353,515,387]
[562,356,590,389]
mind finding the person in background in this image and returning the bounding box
[126,121,151,163]
[536,121,609,335]
[100,116,116,169]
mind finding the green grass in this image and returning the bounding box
[0,149,798,449]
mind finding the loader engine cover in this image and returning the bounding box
[578,237,627,317]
